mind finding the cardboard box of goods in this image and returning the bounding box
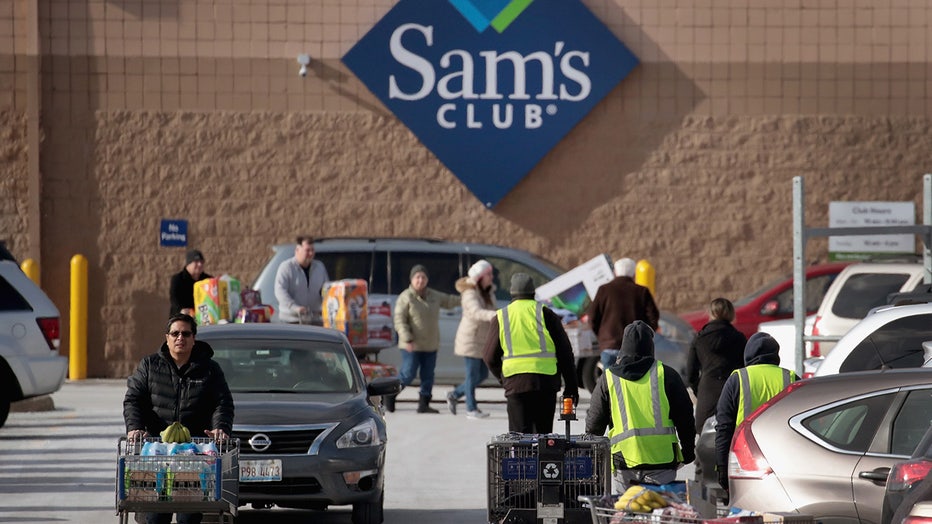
[366,305,394,347]
[323,279,368,346]
[240,287,261,308]
[194,278,228,325]
[169,471,205,502]
[234,305,274,323]
[219,274,242,321]
[124,469,162,501]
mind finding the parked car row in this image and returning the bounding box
[679,262,850,339]
[809,261,928,356]
[691,259,932,518]
[755,261,931,376]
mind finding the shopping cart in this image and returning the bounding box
[576,495,815,524]
[115,437,240,524]
[487,433,611,524]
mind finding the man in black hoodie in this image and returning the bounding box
[586,320,695,490]
[714,332,798,492]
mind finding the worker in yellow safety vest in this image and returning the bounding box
[714,332,798,491]
[483,273,578,434]
[585,320,696,491]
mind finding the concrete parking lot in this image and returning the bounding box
[0,380,694,524]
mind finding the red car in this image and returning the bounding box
[679,262,850,338]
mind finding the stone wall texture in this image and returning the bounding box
[2,1,931,377]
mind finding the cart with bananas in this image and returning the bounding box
[579,488,812,524]
[578,484,701,524]
[115,423,240,524]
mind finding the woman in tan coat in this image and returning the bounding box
[446,260,497,419]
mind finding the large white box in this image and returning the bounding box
[534,254,614,316]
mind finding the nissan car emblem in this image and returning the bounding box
[248,433,272,452]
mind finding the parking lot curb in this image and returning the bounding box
[10,395,55,413]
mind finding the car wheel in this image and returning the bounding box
[0,394,9,428]
[580,357,601,393]
[351,489,384,524]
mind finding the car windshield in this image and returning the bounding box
[211,339,356,393]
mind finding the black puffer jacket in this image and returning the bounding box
[586,321,696,470]
[123,340,234,437]
[685,319,747,432]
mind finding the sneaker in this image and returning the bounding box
[446,392,458,415]
[466,410,489,419]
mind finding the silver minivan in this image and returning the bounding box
[252,238,692,389]
[252,238,565,386]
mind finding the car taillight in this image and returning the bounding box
[729,380,807,479]
[887,460,932,493]
[36,317,60,351]
[904,518,932,524]
[810,317,822,357]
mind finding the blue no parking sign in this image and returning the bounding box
[160,219,188,247]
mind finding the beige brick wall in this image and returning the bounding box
[0,110,29,257]
[2,1,931,377]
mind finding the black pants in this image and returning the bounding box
[506,390,557,434]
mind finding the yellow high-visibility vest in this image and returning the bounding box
[735,364,796,425]
[607,360,681,468]
[497,300,557,377]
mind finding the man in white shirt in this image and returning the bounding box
[274,236,329,324]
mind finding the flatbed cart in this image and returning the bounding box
[116,437,240,524]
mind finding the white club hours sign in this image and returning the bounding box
[829,202,915,260]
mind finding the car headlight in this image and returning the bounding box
[336,418,381,449]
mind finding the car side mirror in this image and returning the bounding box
[367,376,402,397]
[760,300,779,316]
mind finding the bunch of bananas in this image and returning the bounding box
[614,486,667,513]
[159,421,192,443]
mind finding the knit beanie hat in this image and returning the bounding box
[468,259,493,281]
[620,320,655,358]
[509,273,535,298]
[186,249,205,265]
[410,264,428,280]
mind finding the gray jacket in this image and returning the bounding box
[274,258,329,323]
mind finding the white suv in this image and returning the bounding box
[810,262,927,357]
[810,302,932,376]
[0,260,67,428]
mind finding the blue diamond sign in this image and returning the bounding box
[343,0,638,207]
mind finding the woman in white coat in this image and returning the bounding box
[446,260,497,418]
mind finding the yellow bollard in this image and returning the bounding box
[635,259,656,297]
[69,254,88,380]
[21,258,40,286]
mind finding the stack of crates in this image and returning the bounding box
[487,433,610,524]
